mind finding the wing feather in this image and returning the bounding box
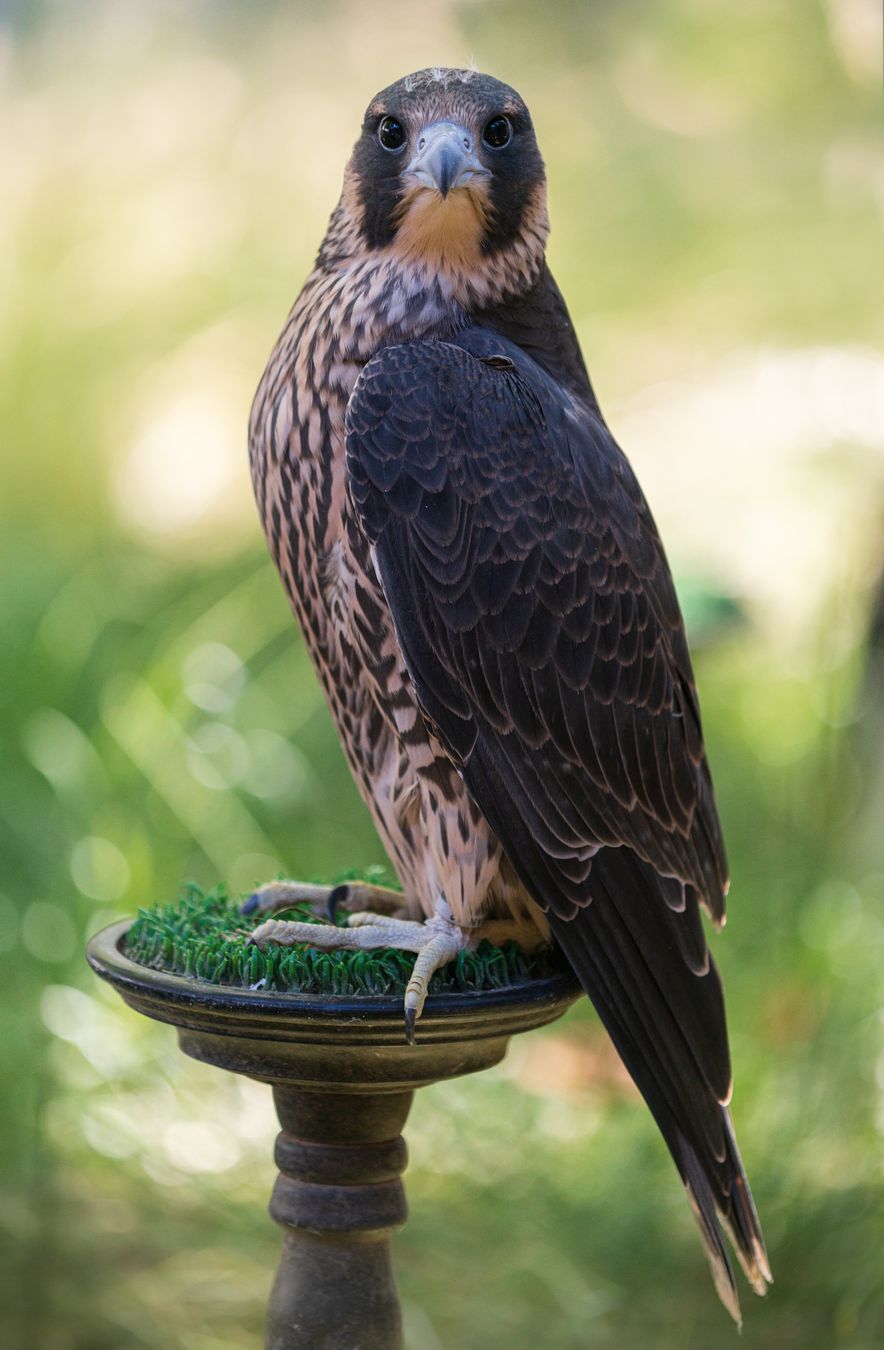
[345,330,768,1313]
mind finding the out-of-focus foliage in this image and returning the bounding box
[1,1,882,1346]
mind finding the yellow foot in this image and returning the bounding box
[249,899,465,1044]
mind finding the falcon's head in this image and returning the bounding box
[326,68,549,311]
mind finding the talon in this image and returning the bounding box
[241,902,466,1029]
[326,884,350,923]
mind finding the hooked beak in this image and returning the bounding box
[405,121,489,199]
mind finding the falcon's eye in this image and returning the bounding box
[378,116,406,151]
[482,115,512,149]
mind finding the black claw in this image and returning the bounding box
[404,1008,417,1046]
[326,884,350,924]
[241,893,259,916]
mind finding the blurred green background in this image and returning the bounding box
[2,1,882,1346]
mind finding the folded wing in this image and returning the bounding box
[345,329,769,1316]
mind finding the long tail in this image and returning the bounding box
[546,846,771,1322]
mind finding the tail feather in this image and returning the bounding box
[681,1141,742,1324]
[720,1112,773,1292]
[546,846,771,1320]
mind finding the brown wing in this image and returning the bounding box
[347,329,727,911]
[345,329,769,1316]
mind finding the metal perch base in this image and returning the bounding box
[87,919,580,1350]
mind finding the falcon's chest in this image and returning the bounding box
[251,323,404,736]
[250,304,354,636]
[250,262,466,675]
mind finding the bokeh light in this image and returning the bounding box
[1,2,881,1347]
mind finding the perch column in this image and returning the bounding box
[267,1086,413,1350]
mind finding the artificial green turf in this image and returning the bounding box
[124,882,562,997]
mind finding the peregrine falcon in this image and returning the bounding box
[246,68,770,1318]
